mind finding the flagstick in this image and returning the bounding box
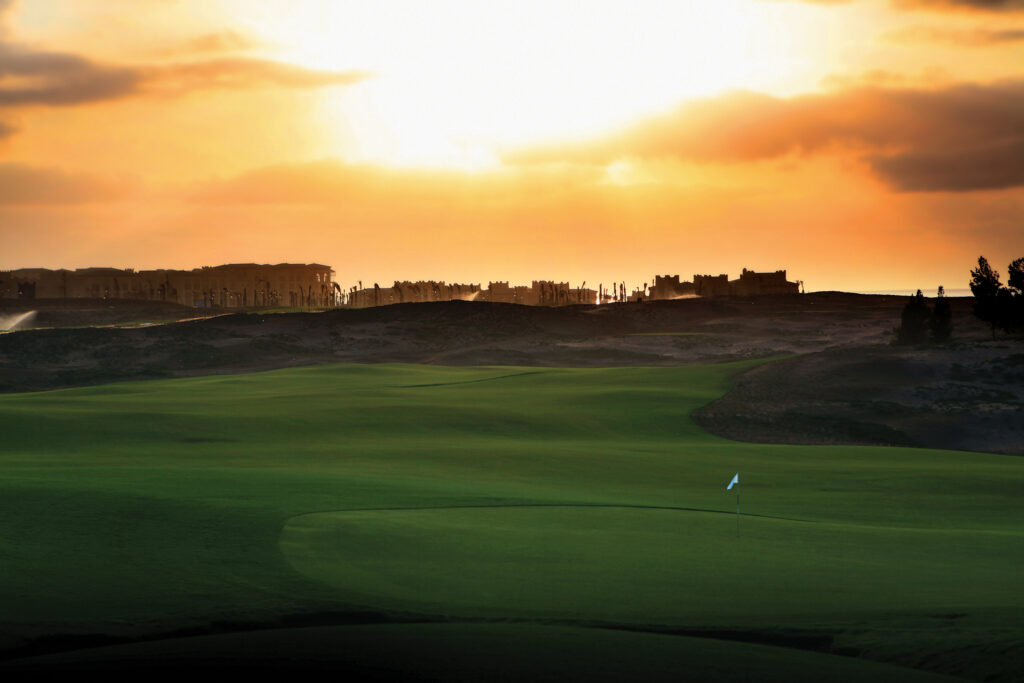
[726,473,740,537]
[735,481,740,538]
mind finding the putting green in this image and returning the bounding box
[281,505,1021,624]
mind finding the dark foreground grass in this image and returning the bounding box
[0,362,1021,680]
[3,624,964,682]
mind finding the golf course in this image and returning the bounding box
[1,360,1021,680]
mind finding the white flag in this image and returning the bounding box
[727,473,739,490]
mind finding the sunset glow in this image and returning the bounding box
[1,0,1022,292]
[282,0,816,167]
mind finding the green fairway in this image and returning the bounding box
[0,362,1021,679]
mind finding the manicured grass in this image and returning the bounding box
[0,362,1021,679]
[282,506,1020,623]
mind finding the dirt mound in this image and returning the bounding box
[695,342,1024,455]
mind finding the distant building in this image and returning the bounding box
[649,274,696,300]
[0,263,337,308]
[347,280,482,307]
[480,281,515,304]
[644,268,800,301]
[728,269,800,296]
[344,279,594,307]
[476,280,594,306]
[694,274,730,297]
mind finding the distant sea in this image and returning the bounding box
[847,288,972,297]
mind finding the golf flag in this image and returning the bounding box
[727,473,739,490]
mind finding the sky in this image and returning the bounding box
[0,0,1021,293]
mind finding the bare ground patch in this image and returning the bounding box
[694,343,1024,455]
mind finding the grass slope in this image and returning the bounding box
[0,362,1021,679]
[3,624,964,682]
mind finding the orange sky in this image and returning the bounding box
[1,0,1022,292]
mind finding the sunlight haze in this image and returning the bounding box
[1,0,1021,292]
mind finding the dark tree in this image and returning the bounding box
[931,286,952,343]
[996,287,1023,334]
[896,289,932,345]
[970,256,1001,298]
[1009,257,1024,294]
[1008,259,1024,332]
[969,256,1002,339]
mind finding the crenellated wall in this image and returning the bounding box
[644,269,799,300]
[0,263,337,308]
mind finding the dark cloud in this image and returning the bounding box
[0,163,134,204]
[0,41,369,107]
[894,0,1024,10]
[0,43,140,106]
[767,0,1024,9]
[506,81,1024,192]
[871,139,1024,191]
[886,25,1024,44]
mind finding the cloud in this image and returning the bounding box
[506,80,1024,192]
[893,0,1024,10]
[508,81,1024,162]
[870,139,1024,191]
[0,41,369,107]
[885,25,1024,44]
[154,29,265,57]
[766,0,1024,9]
[819,67,953,90]
[142,59,370,94]
[0,163,135,204]
[0,119,16,139]
[0,43,140,106]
